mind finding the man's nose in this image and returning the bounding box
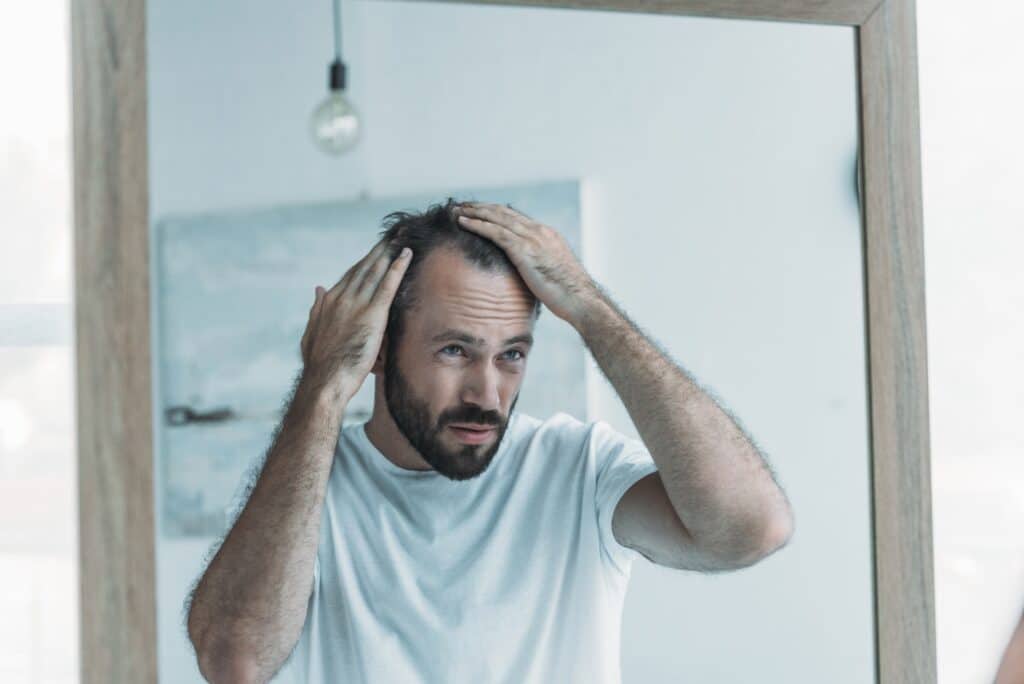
[460,360,502,413]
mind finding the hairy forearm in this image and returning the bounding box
[572,287,793,562]
[187,369,346,682]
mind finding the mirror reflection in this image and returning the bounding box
[148,1,867,681]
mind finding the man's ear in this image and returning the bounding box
[371,333,388,376]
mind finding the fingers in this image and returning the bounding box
[326,238,390,299]
[370,247,413,306]
[354,241,399,296]
[456,202,533,233]
[454,204,532,245]
[312,285,325,319]
[352,238,391,285]
[455,213,518,251]
[300,286,324,362]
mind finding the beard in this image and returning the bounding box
[383,342,519,482]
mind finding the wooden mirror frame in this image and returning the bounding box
[71,0,933,681]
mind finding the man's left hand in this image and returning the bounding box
[453,201,602,327]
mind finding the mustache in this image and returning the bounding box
[441,406,502,427]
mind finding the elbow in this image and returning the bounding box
[191,627,266,684]
[747,507,795,564]
[196,644,265,684]
[762,507,795,554]
[718,508,795,570]
[202,658,264,684]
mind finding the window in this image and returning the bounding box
[0,4,78,682]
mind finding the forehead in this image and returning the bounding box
[408,248,536,342]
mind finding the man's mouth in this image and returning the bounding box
[447,423,497,443]
[448,423,495,431]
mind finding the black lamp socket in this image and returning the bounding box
[329,59,347,91]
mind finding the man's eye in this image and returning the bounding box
[441,345,465,356]
[503,349,525,361]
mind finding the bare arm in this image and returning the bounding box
[575,290,794,570]
[186,238,413,683]
[186,371,345,683]
[451,201,793,571]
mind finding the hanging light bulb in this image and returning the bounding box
[311,0,360,154]
[311,59,360,154]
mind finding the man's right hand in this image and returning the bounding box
[299,238,413,404]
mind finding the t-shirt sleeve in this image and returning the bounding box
[591,420,659,574]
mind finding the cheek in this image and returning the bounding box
[500,374,525,404]
[422,360,525,411]
[421,367,463,410]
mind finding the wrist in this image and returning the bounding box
[570,287,614,338]
[297,367,353,417]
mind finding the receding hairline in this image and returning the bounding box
[400,243,536,307]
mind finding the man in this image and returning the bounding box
[185,198,795,683]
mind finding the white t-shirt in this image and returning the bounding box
[271,410,658,684]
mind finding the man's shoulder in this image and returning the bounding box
[512,410,587,434]
[512,411,644,461]
[508,410,601,453]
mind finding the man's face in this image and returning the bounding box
[382,247,537,481]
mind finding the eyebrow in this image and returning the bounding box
[430,328,534,348]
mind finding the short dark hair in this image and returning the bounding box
[378,197,543,348]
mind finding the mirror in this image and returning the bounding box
[147,1,868,681]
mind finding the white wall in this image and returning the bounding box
[918,3,1024,682]
[149,2,869,681]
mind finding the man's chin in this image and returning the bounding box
[431,441,499,481]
